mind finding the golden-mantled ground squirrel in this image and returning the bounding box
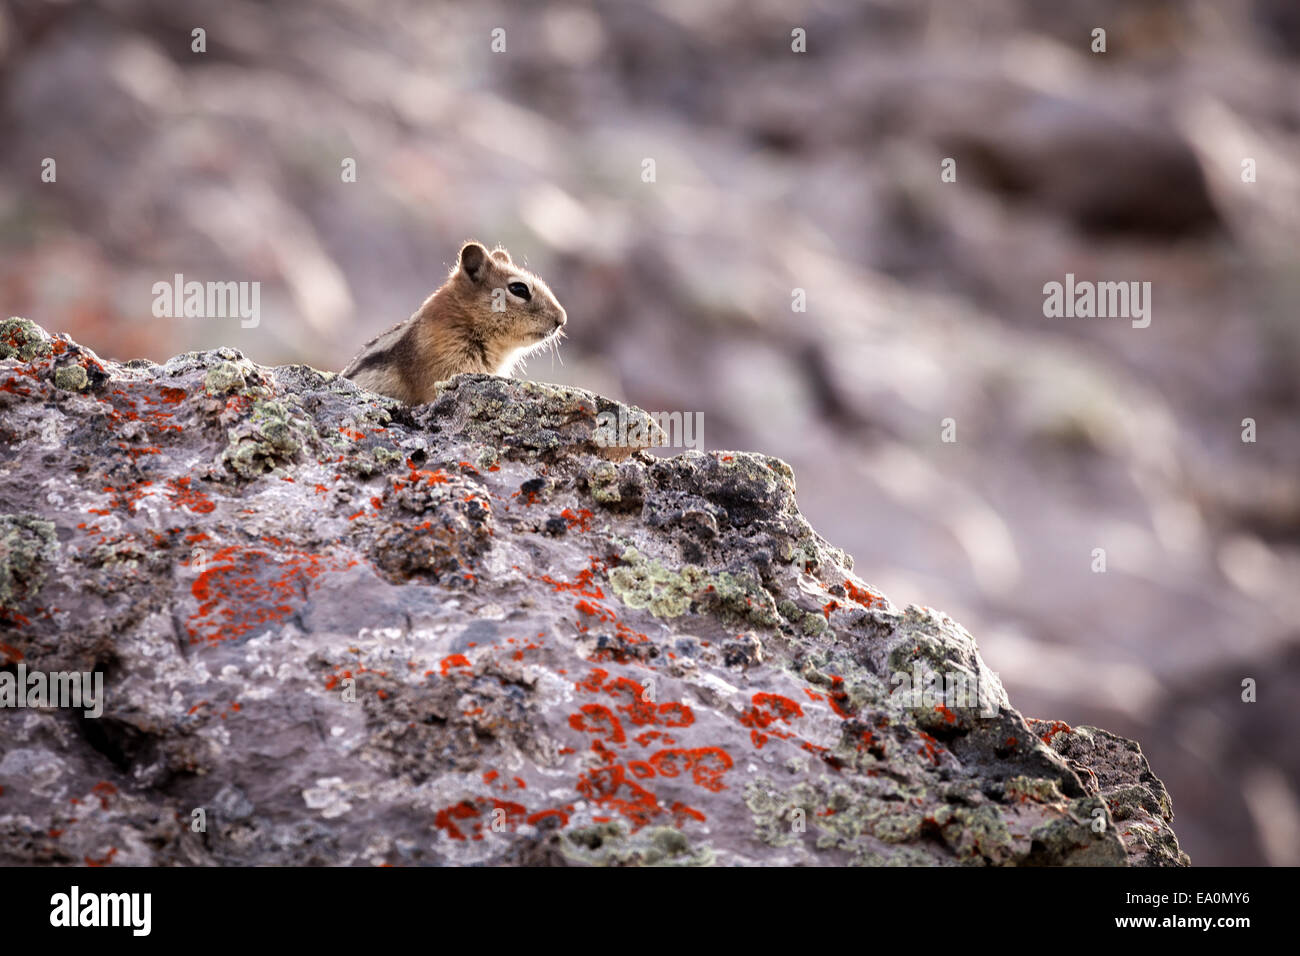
[341,241,567,404]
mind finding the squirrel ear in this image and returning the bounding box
[490,247,511,264]
[458,242,489,282]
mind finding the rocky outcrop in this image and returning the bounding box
[0,318,1187,866]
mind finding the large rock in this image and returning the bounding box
[0,318,1187,866]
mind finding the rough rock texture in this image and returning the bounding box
[0,318,1187,866]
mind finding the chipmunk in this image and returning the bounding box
[341,241,567,404]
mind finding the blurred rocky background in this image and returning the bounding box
[1,0,1297,866]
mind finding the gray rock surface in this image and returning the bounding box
[0,318,1187,865]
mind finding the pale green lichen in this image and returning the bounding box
[608,547,781,626]
[926,803,1016,863]
[800,611,829,636]
[1005,775,1067,804]
[609,549,710,618]
[711,452,797,497]
[800,660,884,712]
[341,445,405,478]
[434,376,599,457]
[0,318,53,362]
[1107,782,1170,820]
[0,514,58,608]
[328,413,405,477]
[220,398,317,478]
[1119,817,1187,864]
[746,775,1015,865]
[887,609,981,677]
[744,779,812,849]
[323,406,405,477]
[87,538,150,580]
[587,461,621,505]
[753,454,796,493]
[204,360,250,395]
[1027,796,1126,865]
[745,777,934,860]
[783,530,851,572]
[562,822,713,866]
[53,364,88,391]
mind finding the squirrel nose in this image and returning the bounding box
[554,309,567,329]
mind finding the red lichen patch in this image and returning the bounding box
[118,443,162,459]
[917,731,945,765]
[560,508,594,532]
[576,765,665,829]
[739,693,804,729]
[553,564,653,663]
[843,578,883,608]
[93,480,155,516]
[439,654,472,677]
[825,676,855,719]
[164,476,216,514]
[566,667,723,829]
[657,702,693,727]
[574,668,609,694]
[91,781,117,810]
[738,692,805,748]
[91,383,188,457]
[433,796,535,841]
[570,704,627,743]
[0,374,36,396]
[0,609,32,629]
[574,599,615,624]
[84,847,119,867]
[186,542,359,645]
[649,748,733,792]
[434,799,480,840]
[319,658,390,693]
[526,808,569,827]
[822,600,841,620]
[393,459,451,490]
[480,771,527,792]
[0,642,24,663]
[532,556,607,598]
[606,676,658,726]
[633,730,673,747]
[1038,720,1072,745]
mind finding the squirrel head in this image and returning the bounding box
[448,241,567,363]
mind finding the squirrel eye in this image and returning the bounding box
[507,282,531,301]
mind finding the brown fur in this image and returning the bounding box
[342,241,567,404]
